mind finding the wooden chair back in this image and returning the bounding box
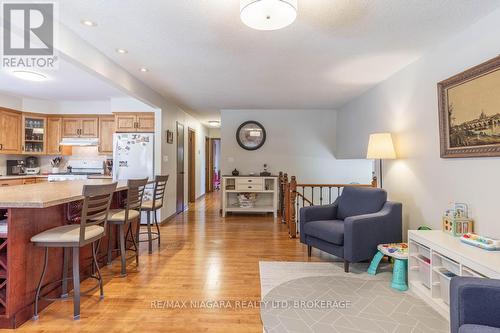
[126,178,148,219]
[79,182,117,245]
[152,175,169,210]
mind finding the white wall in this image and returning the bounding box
[336,8,500,238]
[221,109,372,184]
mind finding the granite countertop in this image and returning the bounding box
[0,179,128,209]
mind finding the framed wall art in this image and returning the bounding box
[438,56,500,158]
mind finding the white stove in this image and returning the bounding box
[48,160,104,182]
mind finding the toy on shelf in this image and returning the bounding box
[442,202,474,237]
[460,233,500,251]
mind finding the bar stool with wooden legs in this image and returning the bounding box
[106,178,148,277]
[31,182,117,320]
[138,175,168,254]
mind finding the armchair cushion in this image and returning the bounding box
[459,325,500,333]
[337,187,387,220]
[302,220,344,245]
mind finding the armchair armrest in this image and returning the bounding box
[343,201,402,262]
[451,277,500,333]
[300,202,338,224]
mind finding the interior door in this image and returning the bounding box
[176,122,185,213]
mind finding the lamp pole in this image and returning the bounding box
[379,159,383,188]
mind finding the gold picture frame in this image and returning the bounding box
[438,55,500,158]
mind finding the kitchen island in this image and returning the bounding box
[0,180,132,328]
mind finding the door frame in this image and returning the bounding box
[188,128,196,203]
[176,122,185,213]
[211,138,220,191]
[205,136,211,193]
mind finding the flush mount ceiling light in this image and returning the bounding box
[208,120,221,127]
[139,67,149,72]
[116,48,128,54]
[11,70,48,81]
[81,19,97,27]
[240,0,297,31]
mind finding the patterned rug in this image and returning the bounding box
[259,262,449,333]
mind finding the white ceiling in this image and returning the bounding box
[0,58,126,101]
[53,1,500,118]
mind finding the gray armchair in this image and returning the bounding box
[451,277,500,333]
[299,186,402,272]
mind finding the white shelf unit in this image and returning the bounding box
[408,230,500,321]
[222,176,278,217]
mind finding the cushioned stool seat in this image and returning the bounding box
[31,225,104,244]
[107,209,140,222]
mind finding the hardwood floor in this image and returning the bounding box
[14,192,326,332]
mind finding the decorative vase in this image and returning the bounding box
[52,167,59,174]
[232,169,240,176]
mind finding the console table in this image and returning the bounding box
[221,176,278,217]
[408,230,500,320]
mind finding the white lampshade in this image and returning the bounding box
[367,133,396,159]
[240,0,298,31]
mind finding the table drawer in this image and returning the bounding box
[236,184,263,191]
[236,178,263,185]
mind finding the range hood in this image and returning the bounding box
[60,138,99,146]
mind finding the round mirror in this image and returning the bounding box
[236,121,266,150]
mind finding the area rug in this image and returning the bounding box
[259,262,449,333]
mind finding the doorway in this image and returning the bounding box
[188,128,196,203]
[205,137,211,193]
[176,122,185,213]
[205,137,221,193]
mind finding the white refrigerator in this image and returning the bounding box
[113,133,155,225]
[113,133,154,181]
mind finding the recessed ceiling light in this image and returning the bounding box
[116,48,128,54]
[81,19,97,27]
[11,70,48,82]
[139,67,149,72]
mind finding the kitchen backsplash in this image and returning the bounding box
[0,146,111,176]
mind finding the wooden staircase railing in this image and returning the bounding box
[279,172,377,238]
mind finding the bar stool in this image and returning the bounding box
[106,178,148,277]
[31,182,117,320]
[138,175,168,254]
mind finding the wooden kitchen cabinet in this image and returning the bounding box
[0,179,23,187]
[0,108,22,155]
[46,117,62,154]
[62,117,98,138]
[98,116,115,154]
[115,112,155,132]
[22,114,47,155]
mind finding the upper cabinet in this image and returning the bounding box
[22,114,47,155]
[0,109,22,154]
[98,116,115,154]
[46,117,62,155]
[62,117,98,138]
[115,112,155,133]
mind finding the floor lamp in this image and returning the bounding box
[366,133,396,188]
